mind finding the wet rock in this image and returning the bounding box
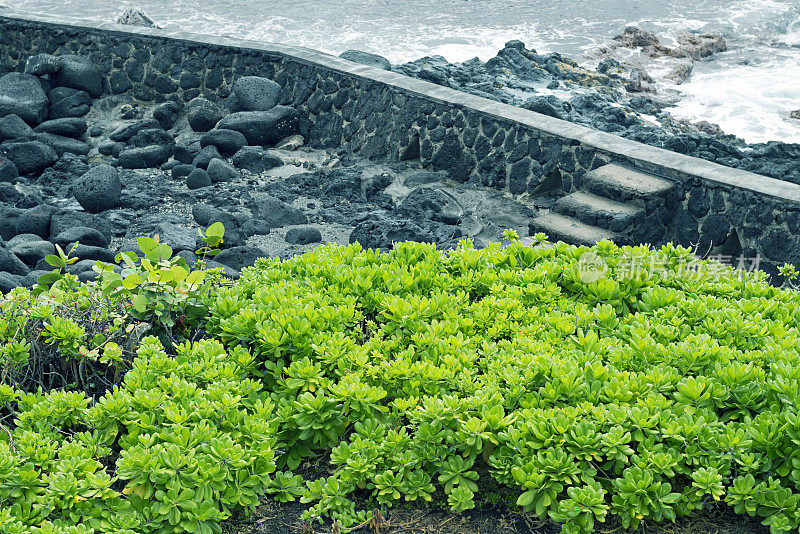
[186,168,212,189]
[230,76,281,112]
[231,146,282,173]
[0,156,17,182]
[118,145,171,169]
[34,117,88,138]
[116,8,159,28]
[612,27,661,48]
[339,50,392,71]
[0,72,49,125]
[672,33,726,59]
[53,226,109,248]
[201,128,247,155]
[1,140,57,174]
[109,119,160,142]
[207,158,239,183]
[187,97,225,132]
[0,114,34,141]
[217,106,301,146]
[128,128,175,149]
[73,164,121,213]
[53,55,103,98]
[215,245,268,271]
[521,96,564,119]
[285,226,322,245]
[174,142,201,164]
[47,88,91,119]
[790,110,800,120]
[626,69,655,93]
[666,63,693,84]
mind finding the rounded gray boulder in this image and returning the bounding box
[0,72,49,125]
[73,165,121,213]
[217,106,301,146]
[53,55,103,98]
[231,76,281,112]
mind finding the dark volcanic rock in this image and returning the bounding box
[231,76,281,112]
[53,226,109,248]
[153,101,181,130]
[349,212,434,250]
[207,158,239,183]
[49,210,112,243]
[118,145,171,169]
[174,142,201,164]
[0,247,30,275]
[34,118,88,138]
[9,239,54,267]
[47,88,92,119]
[24,54,63,76]
[201,129,247,155]
[73,164,121,213]
[35,133,91,157]
[2,140,57,175]
[116,8,159,28]
[254,195,308,227]
[0,72,49,125]
[218,106,301,146]
[172,164,195,178]
[339,50,392,71]
[192,145,222,170]
[285,226,322,245]
[109,119,160,142]
[232,146,282,173]
[0,205,52,241]
[186,168,212,189]
[187,97,225,132]
[0,114,34,141]
[215,245,268,271]
[53,55,103,98]
[241,219,271,237]
[0,156,18,182]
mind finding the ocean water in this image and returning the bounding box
[7,0,800,144]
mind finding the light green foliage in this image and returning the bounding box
[3,232,800,533]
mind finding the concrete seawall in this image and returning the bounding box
[1,10,799,273]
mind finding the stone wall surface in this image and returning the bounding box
[1,11,799,273]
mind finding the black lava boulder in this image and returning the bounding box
[34,117,88,138]
[254,195,308,227]
[192,145,222,170]
[217,106,301,146]
[186,168,212,189]
[200,128,247,155]
[118,145,171,169]
[1,140,58,175]
[24,54,63,76]
[73,165,121,213]
[153,100,181,130]
[47,88,92,119]
[231,146,282,173]
[53,55,103,98]
[0,114,34,141]
[187,97,225,132]
[285,226,322,245]
[215,245,268,271]
[230,76,281,112]
[349,213,434,250]
[0,156,18,182]
[0,73,49,125]
[207,158,239,183]
[53,226,109,249]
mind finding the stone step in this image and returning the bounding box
[529,212,619,247]
[553,191,643,233]
[582,163,674,203]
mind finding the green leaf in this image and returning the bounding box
[130,294,148,313]
[45,254,66,269]
[186,270,207,286]
[122,274,144,290]
[517,490,536,508]
[206,222,225,239]
[137,236,159,254]
[37,272,62,285]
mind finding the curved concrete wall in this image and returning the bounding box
[1,11,799,273]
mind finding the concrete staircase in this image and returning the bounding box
[529,163,675,246]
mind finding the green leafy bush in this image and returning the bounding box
[4,231,800,533]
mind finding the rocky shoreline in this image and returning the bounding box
[0,51,536,292]
[383,28,800,185]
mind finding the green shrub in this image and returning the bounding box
[4,231,800,533]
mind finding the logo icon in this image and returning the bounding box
[577,252,608,283]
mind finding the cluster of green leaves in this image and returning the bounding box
[203,236,800,532]
[4,230,800,533]
[0,337,281,534]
